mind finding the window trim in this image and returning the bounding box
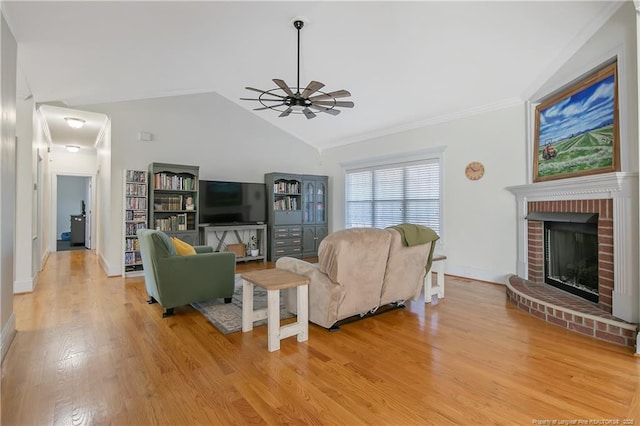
[341,147,445,243]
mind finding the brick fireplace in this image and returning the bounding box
[507,172,639,349]
[527,199,613,311]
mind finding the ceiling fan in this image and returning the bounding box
[241,19,354,119]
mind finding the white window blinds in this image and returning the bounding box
[345,158,441,233]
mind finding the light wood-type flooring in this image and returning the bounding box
[3,249,639,425]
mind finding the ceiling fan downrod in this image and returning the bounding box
[294,20,303,96]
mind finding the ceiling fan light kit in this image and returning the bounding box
[241,19,354,119]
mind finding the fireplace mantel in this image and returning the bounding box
[506,172,639,325]
[507,172,638,201]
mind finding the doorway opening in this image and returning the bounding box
[55,174,93,252]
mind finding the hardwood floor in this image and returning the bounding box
[3,249,639,425]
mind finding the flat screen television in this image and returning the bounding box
[198,180,267,225]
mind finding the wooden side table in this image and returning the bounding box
[425,254,446,304]
[241,269,310,352]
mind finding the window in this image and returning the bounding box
[345,158,441,234]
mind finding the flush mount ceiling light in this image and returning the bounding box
[64,117,85,129]
[66,145,80,153]
[241,19,354,119]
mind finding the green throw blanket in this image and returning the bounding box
[388,223,440,273]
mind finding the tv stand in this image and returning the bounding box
[199,224,267,263]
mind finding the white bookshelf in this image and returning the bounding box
[123,169,148,277]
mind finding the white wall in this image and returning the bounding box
[321,104,527,284]
[79,92,322,276]
[0,12,17,362]
[34,111,50,278]
[56,175,88,238]
[95,123,112,274]
[14,97,34,295]
[530,2,638,174]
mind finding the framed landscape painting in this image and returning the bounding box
[533,61,619,182]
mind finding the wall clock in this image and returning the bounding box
[465,161,485,181]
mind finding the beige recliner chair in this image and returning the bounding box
[380,227,433,305]
[276,226,437,329]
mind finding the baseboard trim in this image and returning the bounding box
[42,250,50,268]
[1,312,16,364]
[99,252,119,277]
[14,278,34,294]
[445,265,509,285]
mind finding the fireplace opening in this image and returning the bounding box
[544,220,598,303]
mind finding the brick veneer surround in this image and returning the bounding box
[527,199,613,313]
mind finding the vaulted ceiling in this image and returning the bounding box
[2,1,622,152]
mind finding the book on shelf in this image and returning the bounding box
[154,195,184,211]
[274,197,298,211]
[154,173,196,191]
[177,213,187,231]
[124,251,142,266]
[125,170,147,183]
[187,214,196,230]
[126,222,147,236]
[273,181,300,194]
[125,184,147,196]
[125,238,140,252]
[133,210,146,221]
[124,252,137,265]
[126,197,147,210]
[153,214,193,232]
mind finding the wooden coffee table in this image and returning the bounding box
[241,268,310,352]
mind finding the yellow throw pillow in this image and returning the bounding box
[171,237,196,256]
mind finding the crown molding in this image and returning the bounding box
[320,98,523,152]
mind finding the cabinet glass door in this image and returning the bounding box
[304,181,315,224]
[315,181,326,223]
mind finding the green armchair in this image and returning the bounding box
[137,229,236,317]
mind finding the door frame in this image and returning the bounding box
[50,172,96,252]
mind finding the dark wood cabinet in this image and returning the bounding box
[265,172,328,261]
[148,163,199,246]
[70,215,85,246]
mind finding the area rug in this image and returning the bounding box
[191,274,294,334]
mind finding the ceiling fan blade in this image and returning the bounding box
[302,108,317,119]
[312,100,355,108]
[240,98,283,101]
[245,87,286,98]
[301,81,325,98]
[254,103,284,111]
[309,104,341,116]
[308,90,352,101]
[279,107,293,118]
[245,87,286,99]
[272,79,296,97]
